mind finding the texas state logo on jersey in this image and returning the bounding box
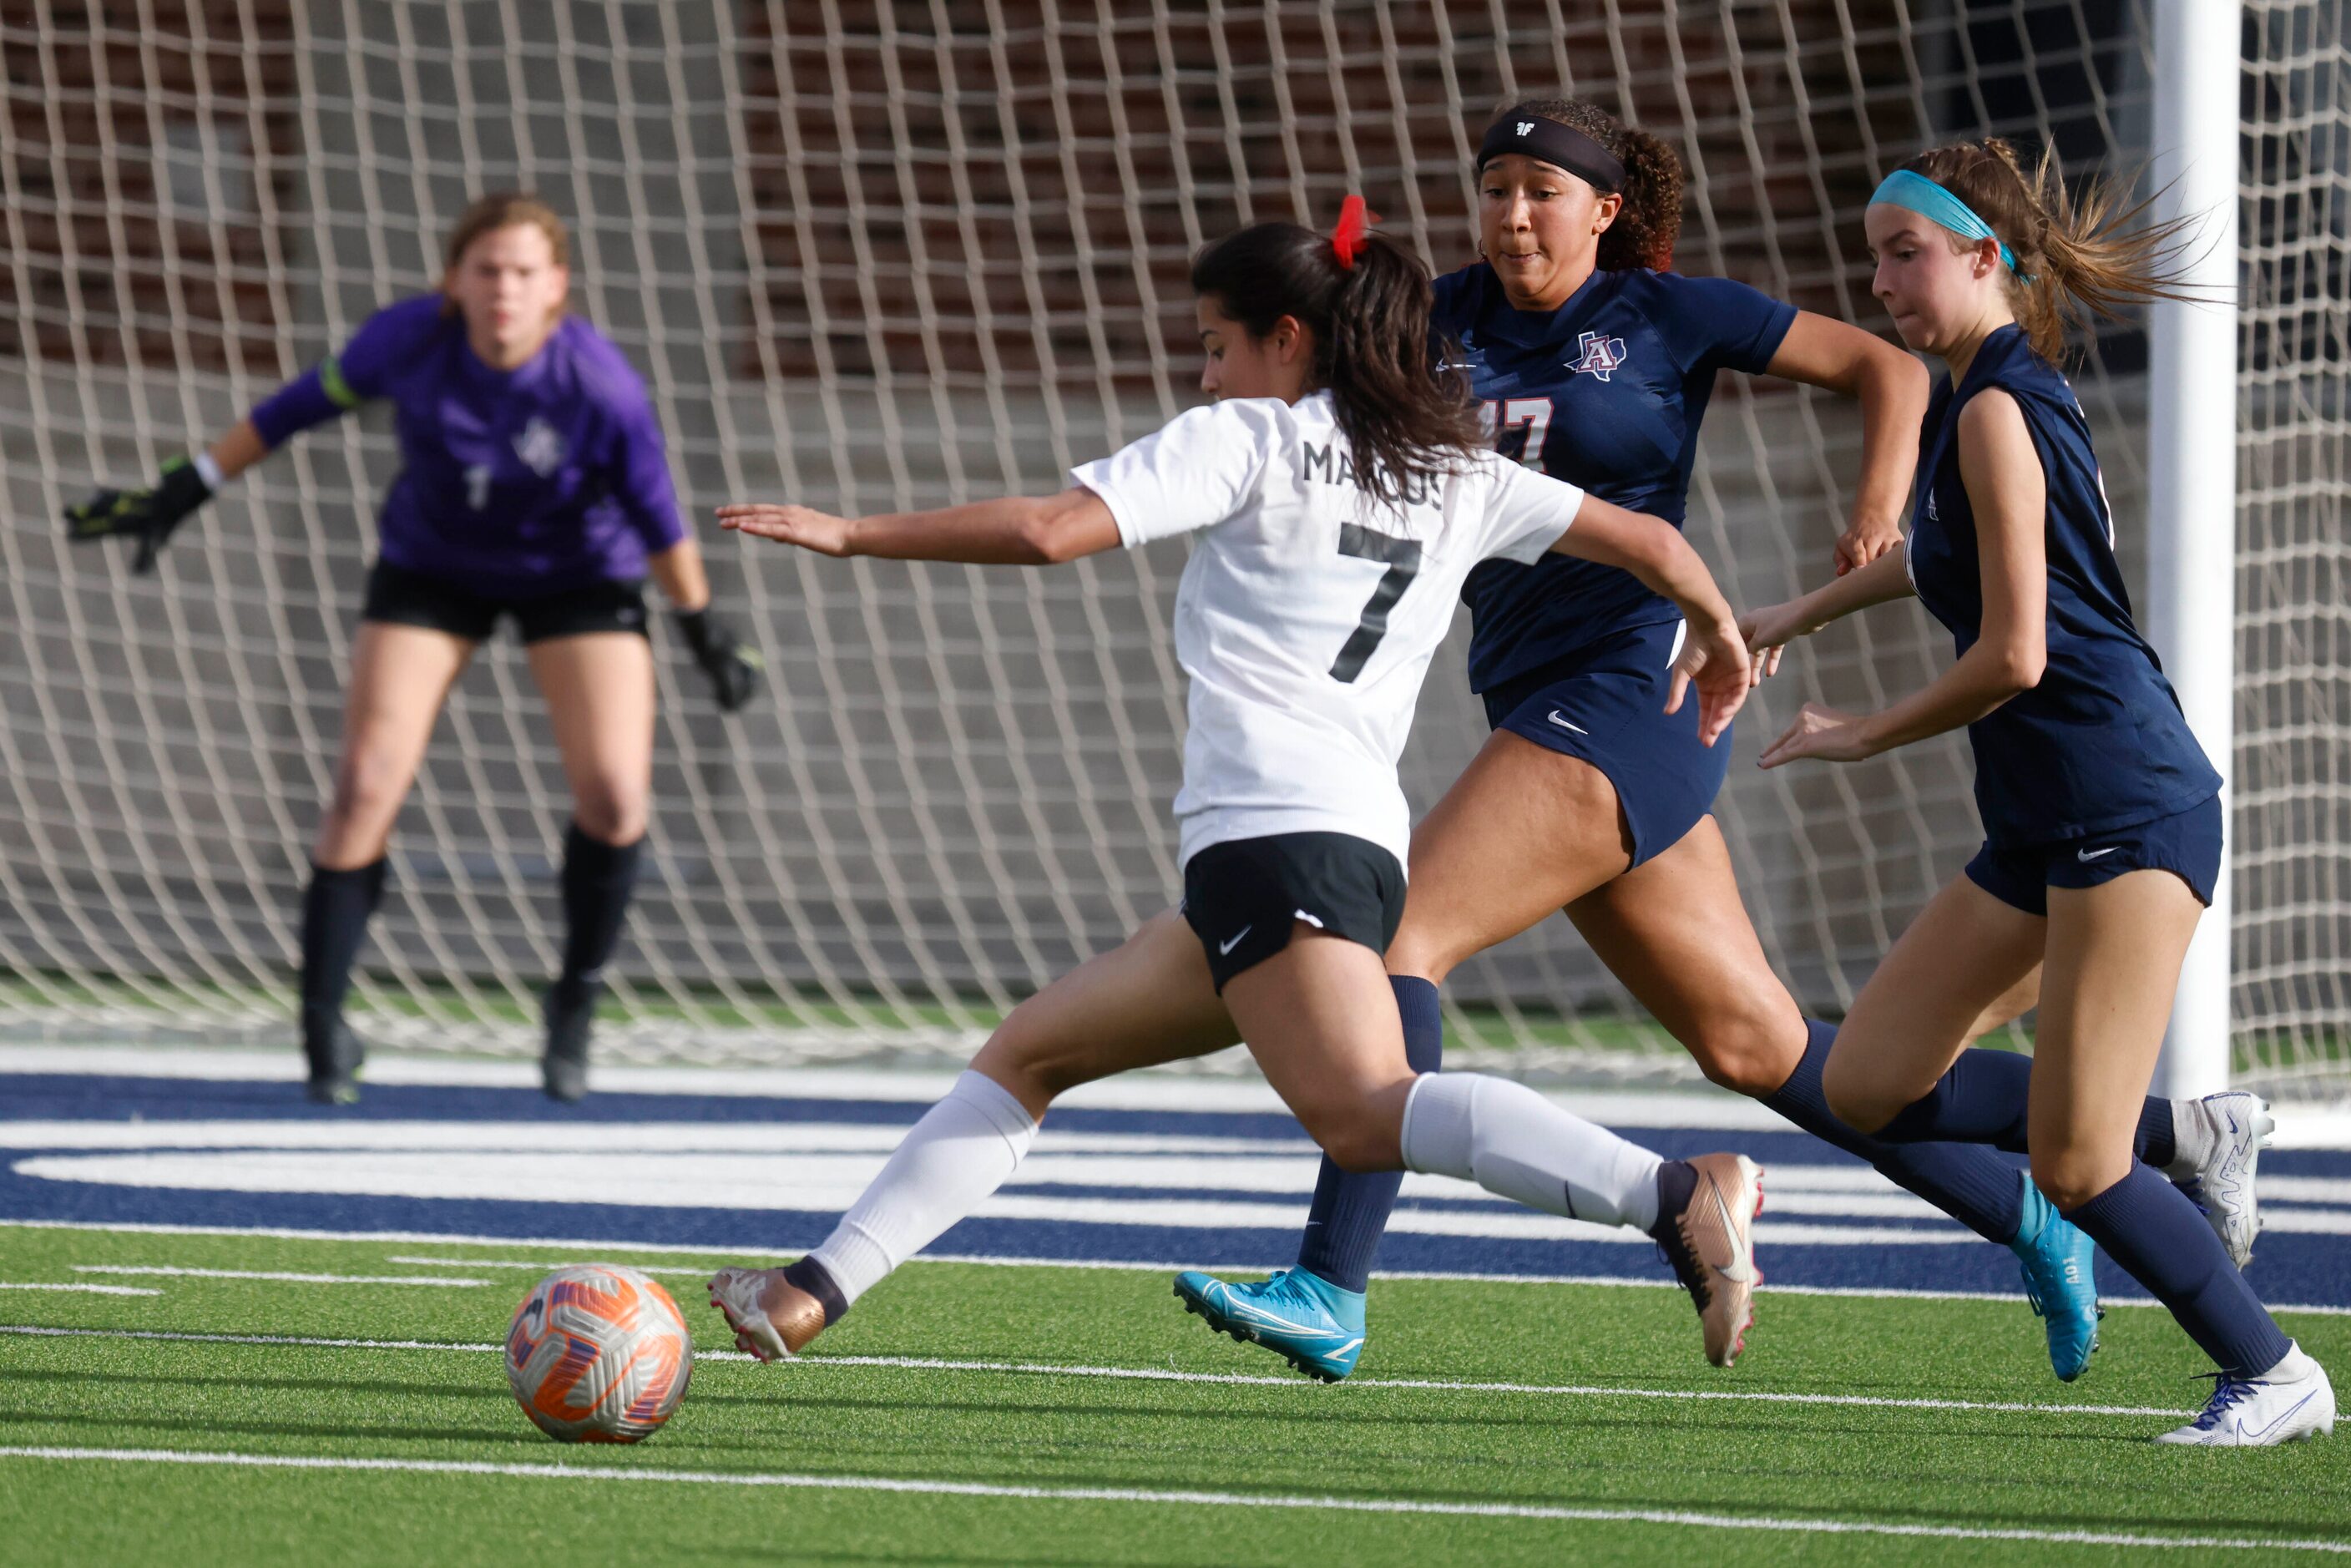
[1566,330,1628,382]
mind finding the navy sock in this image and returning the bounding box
[299,858,387,1070]
[2065,1164,2291,1375]
[785,1255,848,1327]
[1874,1045,2037,1151]
[1295,975,1443,1292]
[1764,1020,2023,1243]
[1874,1045,2179,1166]
[557,824,643,1000]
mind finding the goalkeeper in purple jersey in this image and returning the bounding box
[66,194,763,1104]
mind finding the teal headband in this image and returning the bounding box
[1869,169,2031,281]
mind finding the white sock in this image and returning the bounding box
[2163,1096,2212,1182]
[805,1070,1037,1306]
[1400,1072,1665,1232]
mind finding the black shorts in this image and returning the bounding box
[361,560,650,645]
[1181,831,1407,992]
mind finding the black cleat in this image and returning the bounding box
[304,1019,364,1105]
[541,978,599,1103]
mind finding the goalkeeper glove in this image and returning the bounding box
[63,455,214,574]
[675,606,764,712]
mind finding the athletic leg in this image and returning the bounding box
[302,622,473,1098]
[1230,927,1763,1368]
[710,909,1240,1358]
[527,631,656,1100]
[1283,730,1631,1293]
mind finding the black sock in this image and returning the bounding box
[299,859,387,1070]
[1763,1019,2024,1242]
[1649,1158,1698,1241]
[1874,1044,2180,1166]
[556,823,643,1001]
[785,1255,848,1327]
[1294,975,1443,1293]
[2065,1164,2291,1375]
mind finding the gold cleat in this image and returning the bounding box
[708,1266,828,1363]
[1660,1152,1764,1369]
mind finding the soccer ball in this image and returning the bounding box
[505,1263,694,1443]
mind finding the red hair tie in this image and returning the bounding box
[1331,194,1377,268]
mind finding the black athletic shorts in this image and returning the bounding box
[1181,831,1407,992]
[361,559,650,645]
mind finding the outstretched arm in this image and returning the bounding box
[718,488,1122,566]
[1760,391,2047,768]
[1764,311,1931,574]
[1740,543,1915,682]
[63,417,271,574]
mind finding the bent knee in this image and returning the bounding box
[1821,1055,1901,1137]
[571,782,650,847]
[1683,1016,1803,1100]
[1291,1100,1400,1175]
[2030,1150,2127,1214]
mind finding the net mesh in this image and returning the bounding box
[0,2,2341,1090]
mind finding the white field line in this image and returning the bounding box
[0,1323,2198,1419]
[6,1220,2348,1316]
[71,1266,488,1287]
[0,1446,2339,1553]
[0,1282,159,1296]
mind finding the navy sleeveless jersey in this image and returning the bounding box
[1908,324,2219,843]
[249,296,686,594]
[1431,262,1797,690]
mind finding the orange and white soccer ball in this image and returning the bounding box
[506,1263,694,1443]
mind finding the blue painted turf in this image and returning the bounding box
[4,1068,2347,1311]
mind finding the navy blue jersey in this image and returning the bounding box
[1433,263,1797,690]
[250,296,686,594]
[1908,324,2219,843]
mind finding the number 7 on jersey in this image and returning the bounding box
[1330,523,1423,683]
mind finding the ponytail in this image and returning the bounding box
[1191,215,1485,507]
[1489,99,1683,271]
[1900,139,2206,362]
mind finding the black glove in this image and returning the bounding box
[675,606,764,712]
[63,455,214,574]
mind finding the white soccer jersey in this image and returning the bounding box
[1071,390,1585,867]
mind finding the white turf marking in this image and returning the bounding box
[0,1282,159,1297]
[7,1219,2350,1316]
[0,1323,2198,1419]
[71,1266,489,1287]
[0,1446,2338,1553]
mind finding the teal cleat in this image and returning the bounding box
[1173,1267,1366,1383]
[2010,1176,2101,1382]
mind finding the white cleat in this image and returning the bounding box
[2173,1090,2274,1270]
[2156,1345,2334,1447]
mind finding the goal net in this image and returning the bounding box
[2,2,2343,1091]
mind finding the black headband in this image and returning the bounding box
[1476,112,1625,195]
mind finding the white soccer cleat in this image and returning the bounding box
[2156,1345,2334,1447]
[2173,1090,2274,1270]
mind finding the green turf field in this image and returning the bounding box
[1,1224,2345,1564]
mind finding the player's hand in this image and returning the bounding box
[674,607,764,713]
[1758,701,1881,768]
[1833,514,1901,577]
[63,456,213,574]
[716,503,853,557]
[1737,599,1817,685]
[1663,615,1751,747]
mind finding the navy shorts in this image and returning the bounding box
[1964,793,2223,917]
[1181,832,1407,992]
[363,560,650,645]
[1480,617,1729,867]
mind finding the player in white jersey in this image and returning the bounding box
[705,205,1763,1370]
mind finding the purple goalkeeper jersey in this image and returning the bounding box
[249,295,687,594]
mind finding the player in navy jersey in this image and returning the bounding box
[67,194,763,1105]
[1744,139,2329,1444]
[1177,98,2161,1384]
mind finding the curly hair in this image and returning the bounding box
[1493,99,1684,271]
